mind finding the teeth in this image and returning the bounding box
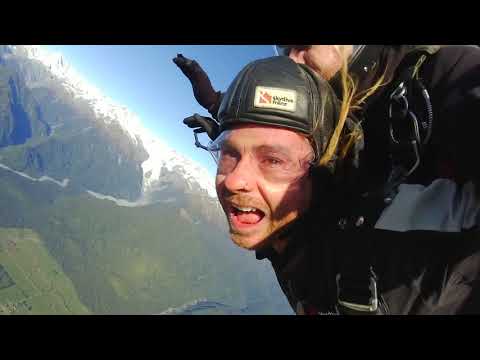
[233,205,257,212]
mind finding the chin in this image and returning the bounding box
[229,232,269,251]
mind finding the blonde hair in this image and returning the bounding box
[317,48,389,168]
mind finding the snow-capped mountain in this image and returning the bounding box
[0,45,293,316]
[4,45,216,199]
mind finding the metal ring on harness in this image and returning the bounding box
[390,81,407,101]
[388,83,409,120]
[389,110,422,145]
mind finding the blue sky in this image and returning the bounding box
[45,45,276,176]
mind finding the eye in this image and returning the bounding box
[262,157,284,167]
[220,148,238,160]
[217,148,240,169]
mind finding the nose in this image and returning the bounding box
[222,156,255,193]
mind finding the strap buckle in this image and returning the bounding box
[336,271,379,313]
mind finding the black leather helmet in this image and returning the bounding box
[217,56,341,164]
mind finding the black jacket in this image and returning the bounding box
[257,45,480,315]
[257,215,480,315]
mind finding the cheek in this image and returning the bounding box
[284,178,312,210]
[256,181,288,208]
[261,177,312,215]
[306,50,342,80]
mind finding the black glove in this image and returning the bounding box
[173,54,222,118]
[183,113,220,141]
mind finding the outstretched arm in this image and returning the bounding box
[173,54,223,119]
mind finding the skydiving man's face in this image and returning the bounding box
[214,124,314,251]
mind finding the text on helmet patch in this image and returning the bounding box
[254,86,297,112]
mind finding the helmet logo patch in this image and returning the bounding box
[254,86,297,112]
[259,91,272,104]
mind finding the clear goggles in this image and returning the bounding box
[195,130,314,185]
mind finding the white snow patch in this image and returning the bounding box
[86,190,149,207]
[85,190,175,207]
[0,163,69,188]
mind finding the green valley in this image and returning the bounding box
[0,227,90,314]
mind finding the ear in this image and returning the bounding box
[288,48,307,64]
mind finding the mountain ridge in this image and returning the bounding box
[1,45,217,199]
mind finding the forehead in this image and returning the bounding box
[225,124,312,152]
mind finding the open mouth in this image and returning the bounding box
[228,203,266,229]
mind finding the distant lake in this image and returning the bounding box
[158,298,293,315]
